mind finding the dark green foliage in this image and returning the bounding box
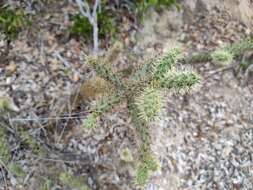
[70,8,116,40]
[0,125,26,181]
[240,60,252,72]
[211,49,234,66]
[70,14,92,40]
[71,0,179,42]
[93,94,120,114]
[0,7,29,40]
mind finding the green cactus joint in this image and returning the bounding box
[135,163,149,187]
[160,69,201,91]
[211,49,234,66]
[135,151,159,187]
[153,47,181,81]
[135,88,164,123]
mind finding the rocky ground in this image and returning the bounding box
[0,0,253,190]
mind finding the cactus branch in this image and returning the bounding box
[182,37,253,64]
[87,56,126,90]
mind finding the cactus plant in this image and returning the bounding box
[81,44,201,186]
[182,37,253,64]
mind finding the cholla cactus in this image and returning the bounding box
[211,49,234,66]
[226,37,253,57]
[152,47,181,81]
[135,150,159,186]
[82,45,201,186]
[183,37,253,64]
[104,37,253,186]
[159,68,201,92]
[135,88,164,123]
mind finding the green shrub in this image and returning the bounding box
[211,49,234,66]
[70,8,116,41]
[71,0,179,43]
[0,7,29,40]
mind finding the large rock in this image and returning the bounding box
[183,0,253,27]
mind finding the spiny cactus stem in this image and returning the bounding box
[92,63,126,91]
[86,56,125,90]
[181,37,253,64]
[128,100,151,144]
[226,37,253,56]
[92,94,121,114]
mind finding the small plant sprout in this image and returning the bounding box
[0,7,28,40]
[0,96,19,113]
[83,112,98,129]
[211,49,234,66]
[120,148,134,163]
